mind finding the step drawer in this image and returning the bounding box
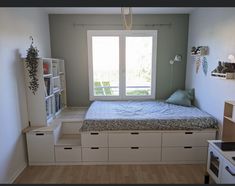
[109,147,161,162]
[109,132,161,147]
[162,131,216,147]
[55,146,81,162]
[81,132,108,147]
[221,158,235,184]
[82,147,108,162]
[162,147,207,162]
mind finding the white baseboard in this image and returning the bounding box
[8,162,27,183]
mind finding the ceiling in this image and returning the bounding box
[44,7,195,14]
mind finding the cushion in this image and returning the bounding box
[166,89,195,107]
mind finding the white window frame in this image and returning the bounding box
[87,30,157,101]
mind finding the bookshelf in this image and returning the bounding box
[23,58,67,126]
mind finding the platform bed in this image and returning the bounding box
[79,100,218,164]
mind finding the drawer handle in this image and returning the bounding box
[131,147,139,149]
[210,151,219,159]
[90,132,99,135]
[185,132,193,134]
[64,147,72,150]
[225,166,235,176]
[184,146,192,149]
[91,147,99,149]
[131,132,139,135]
[35,133,44,136]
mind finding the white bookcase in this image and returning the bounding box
[23,58,67,126]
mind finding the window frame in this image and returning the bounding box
[87,30,157,101]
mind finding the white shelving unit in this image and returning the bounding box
[23,58,67,127]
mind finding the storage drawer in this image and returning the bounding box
[109,147,161,162]
[221,158,235,184]
[82,147,108,162]
[26,132,55,163]
[162,147,207,162]
[55,146,81,162]
[81,132,108,147]
[162,131,216,147]
[109,132,161,147]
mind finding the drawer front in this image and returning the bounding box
[221,159,235,184]
[26,132,55,163]
[162,147,207,162]
[109,147,161,162]
[109,132,161,147]
[162,131,216,147]
[81,132,108,147]
[55,146,81,162]
[82,147,108,162]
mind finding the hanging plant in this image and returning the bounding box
[25,36,39,95]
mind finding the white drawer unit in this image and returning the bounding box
[162,147,207,162]
[81,132,108,147]
[82,147,108,162]
[109,132,161,147]
[109,147,161,162]
[55,146,81,162]
[162,131,216,147]
[221,158,235,184]
[26,131,55,164]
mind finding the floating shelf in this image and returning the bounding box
[211,72,235,79]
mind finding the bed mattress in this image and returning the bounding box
[80,100,218,132]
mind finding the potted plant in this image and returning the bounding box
[25,36,39,95]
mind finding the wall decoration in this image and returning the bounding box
[202,56,208,75]
[191,46,209,75]
[195,56,201,74]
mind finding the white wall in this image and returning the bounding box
[0,8,51,183]
[186,8,235,137]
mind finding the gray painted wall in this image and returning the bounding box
[49,14,189,107]
[0,8,51,183]
[185,8,235,137]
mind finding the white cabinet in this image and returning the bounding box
[81,132,108,147]
[82,147,108,162]
[26,131,55,164]
[207,140,235,184]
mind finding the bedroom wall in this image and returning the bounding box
[49,14,189,107]
[185,8,235,137]
[0,8,51,183]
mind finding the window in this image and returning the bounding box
[87,30,157,100]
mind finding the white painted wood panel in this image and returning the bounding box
[26,132,55,163]
[162,131,216,147]
[62,121,83,134]
[109,132,161,147]
[109,147,161,162]
[162,147,207,162]
[82,147,108,162]
[55,146,81,162]
[81,132,108,147]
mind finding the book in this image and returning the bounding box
[44,78,51,96]
[43,63,49,74]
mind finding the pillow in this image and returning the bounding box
[165,89,194,107]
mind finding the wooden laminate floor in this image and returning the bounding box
[14,164,206,184]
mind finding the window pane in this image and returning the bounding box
[92,36,119,96]
[125,37,153,96]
